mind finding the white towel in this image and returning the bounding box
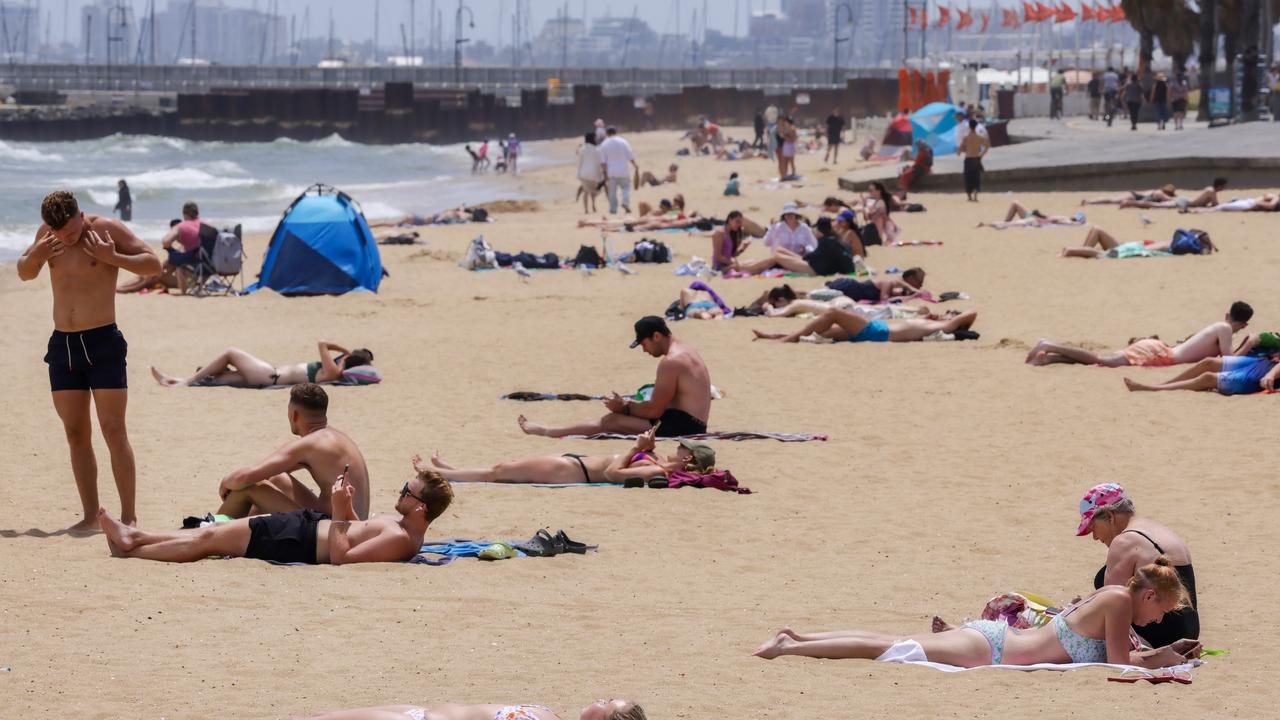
[874,640,1201,675]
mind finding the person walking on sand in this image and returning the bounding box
[505,134,522,174]
[16,190,162,532]
[576,132,604,214]
[210,383,371,521]
[599,126,638,215]
[824,108,845,164]
[518,316,711,439]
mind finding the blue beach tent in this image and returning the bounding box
[910,102,964,157]
[246,184,384,295]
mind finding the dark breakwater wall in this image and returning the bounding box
[0,79,899,144]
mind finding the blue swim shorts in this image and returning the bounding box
[847,319,890,343]
[1217,356,1275,395]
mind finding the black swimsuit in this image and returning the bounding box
[1093,529,1199,647]
[561,453,592,483]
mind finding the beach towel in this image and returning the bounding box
[686,280,734,317]
[888,240,943,246]
[411,539,529,566]
[563,431,827,442]
[502,391,602,401]
[875,640,1201,677]
[192,370,382,390]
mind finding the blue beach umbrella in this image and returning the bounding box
[910,102,964,157]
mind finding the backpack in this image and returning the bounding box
[1170,228,1206,255]
[571,244,605,268]
[632,238,672,263]
[210,226,244,275]
[460,235,497,269]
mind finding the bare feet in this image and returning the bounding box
[428,450,455,470]
[1123,377,1153,392]
[1025,340,1051,365]
[751,329,788,341]
[97,508,138,555]
[66,516,102,535]
[150,366,183,387]
[516,415,549,437]
[753,632,795,659]
[931,615,955,633]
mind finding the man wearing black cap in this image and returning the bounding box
[518,316,711,438]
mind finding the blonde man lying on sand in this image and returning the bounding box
[1025,302,1253,367]
[751,307,978,344]
[99,467,451,565]
[753,557,1202,669]
[423,425,714,485]
[304,698,645,720]
[519,316,711,439]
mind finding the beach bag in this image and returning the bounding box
[211,228,244,274]
[1170,228,1206,255]
[633,239,672,264]
[571,244,605,268]
[461,235,497,269]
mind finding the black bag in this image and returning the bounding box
[571,245,605,267]
[633,239,672,263]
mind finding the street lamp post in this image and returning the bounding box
[833,3,854,85]
[454,0,474,85]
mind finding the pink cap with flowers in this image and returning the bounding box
[1076,483,1128,536]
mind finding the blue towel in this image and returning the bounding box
[410,538,528,566]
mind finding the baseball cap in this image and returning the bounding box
[836,208,855,224]
[630,316,670,348]
[678,439,716,472]
[1076,483,1128,536]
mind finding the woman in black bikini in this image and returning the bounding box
[420,426,714,485]
[151,341,373,387]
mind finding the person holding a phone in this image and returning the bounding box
[518,316,712,439]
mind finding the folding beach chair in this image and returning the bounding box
[184,223,245,296]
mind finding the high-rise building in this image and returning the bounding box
[0,2,41,61]
[149,0,286,65]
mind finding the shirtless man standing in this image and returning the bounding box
[16,191,162,531]
[98,466,452,565]
[216,383,371,520]
[1025,301,1253,367]
[518,316,712,438]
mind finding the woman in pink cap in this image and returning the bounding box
[1077,483,1198,648]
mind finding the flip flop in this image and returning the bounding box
[478,542,519,561]
[554,530,596,554]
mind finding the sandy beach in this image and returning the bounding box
[1,122,1277,719]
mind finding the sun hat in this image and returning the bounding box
[781,202,799,216]
[1076,483,1129,536]
[677,440,716,472]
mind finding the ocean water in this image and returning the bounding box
[0,134,555,262]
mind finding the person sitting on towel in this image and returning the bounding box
[208,384,371,520]
[518,316,711,438]
[98,465,451,565]
[1025,302,1252,367]
[423,425,713,485]
[753,557,1201,669]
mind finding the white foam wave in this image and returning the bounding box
[85,189,118,206]
[64,167,261,191]
[358,200,407,221]
[0,139,63,163]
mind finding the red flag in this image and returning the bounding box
[921,5,929,29]
[1056,2,1076,22]
[1023,1,1037,22]
[1081,3,1095,21]
[938,4,951,28]
[1111,3,1126,22]
[956,7,974,30]
[1035,2,1054,20]
[909,6,918,28]
[1003,8,1020,27]
[979,10,990,32]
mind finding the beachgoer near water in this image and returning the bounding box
[150,341,373,388]
[1123,352,1280,395]
[369,206,488,228]
[17,190,162,531]
[206,383,371,520]
[1059,226,1217,259]
[304,698,645,720]
[1081,185,1176,206]
[117,201,203,294]
[518,316,712,438]
[1119,179,1228,210]
[476,140,490,171]
[113,179,132,222]
[1025,302,1253,367]
[466,144,481,173]
[505,133,521,174]
[424,425,713,485]
[576,132,604,214]
[1187,193,1280,213]
[753,558,1201,669]
[826,268,926,303]
[979,201,1085,229]
[751,306,977,344]
[98,464,451,565]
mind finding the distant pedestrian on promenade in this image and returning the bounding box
[1149,73,1171,130]
[1087,73,1101,120]
[114,180,132,222]
[1123,73,1145,131]
[1102,66,1120,126]
[599,126,638,215]
[1169,73,1190,130]
[1049,69,1066,120]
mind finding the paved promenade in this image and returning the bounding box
[839,117,1280,192]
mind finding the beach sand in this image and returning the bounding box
[1,125,1276,719]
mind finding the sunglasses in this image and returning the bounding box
[400,482,430,505]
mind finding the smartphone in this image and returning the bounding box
[340,464,349,483]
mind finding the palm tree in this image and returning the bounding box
[1198,0,1217,119]
[1121,0,1158,75]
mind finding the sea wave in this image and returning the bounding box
[0,139,64,164]
[62,167,262,191]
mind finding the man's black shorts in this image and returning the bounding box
[245,509,330,564]
[44,324,128,392]
[652,408,707,438]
